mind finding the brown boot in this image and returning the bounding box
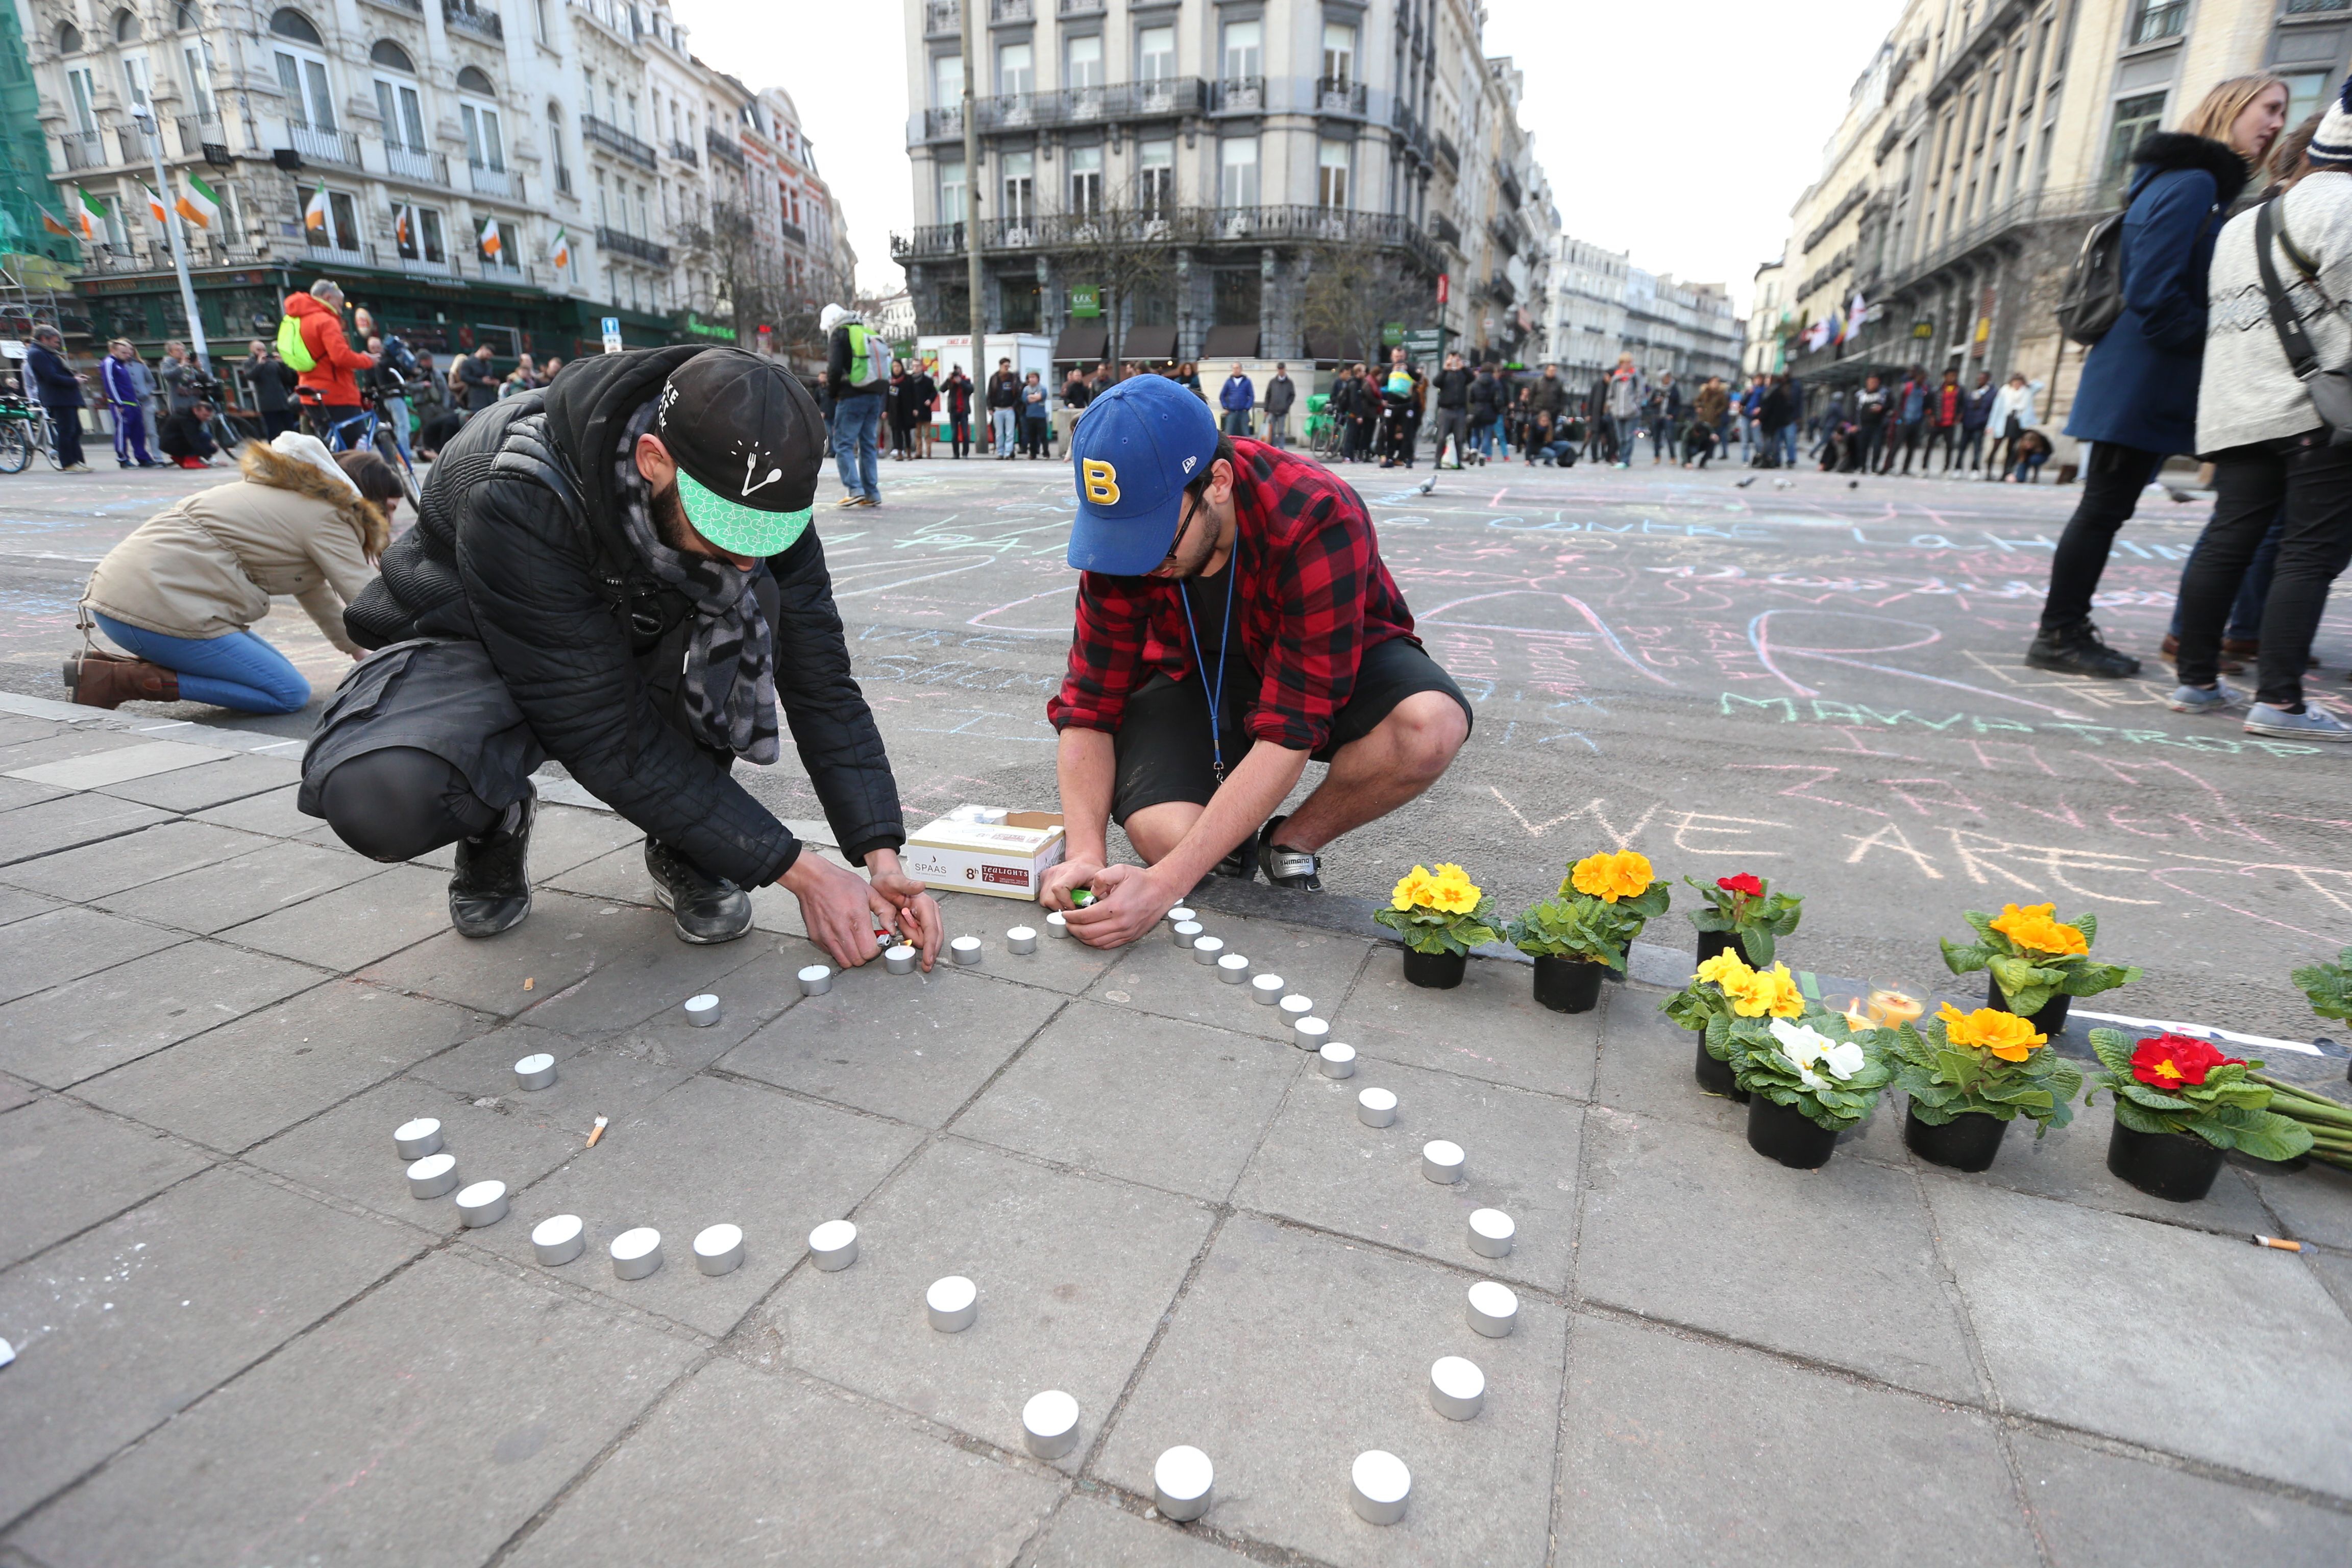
[64,652,178,708]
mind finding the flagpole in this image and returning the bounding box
[130,109,210,375]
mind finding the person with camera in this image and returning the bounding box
[158,396,222,468]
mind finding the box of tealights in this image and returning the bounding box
[901,810,1068,900]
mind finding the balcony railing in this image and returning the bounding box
[59,128,106,171]
[582,114,656,169]
[668,138,698,167]
[914,78,1207,141]
[1432,213,1461,248]
[1211,76,1264,113]
[705,130,746,170]
[891,204,1442,275]
[1057,0,1102,13]
[396,253,460,278]
[443,0,504,40]
[597,226,671,265]
[382,143,449,184]
[365,0,424,11]
[1315,78,1365,116]
[285,122,362,166]
[303,239,370,271]
[780,218,806,246]
[923,0,960,33]
[175,112,222,159]
[1390,97,1429,161]
[988,0,1031,19]
[1432,130,1458,170]
[2129,0,2186,44]
[469,160,515,197]
[1497,169,1523,210]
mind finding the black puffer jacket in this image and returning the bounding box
[344,345,904,888]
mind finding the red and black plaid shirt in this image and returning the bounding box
[1048,438,1417,752]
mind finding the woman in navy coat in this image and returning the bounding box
[2027,75,2289,678]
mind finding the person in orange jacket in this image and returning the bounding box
[281,278,374,439]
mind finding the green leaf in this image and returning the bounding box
[1941,936,1993,975]
[2069,911,2099,947]
[2087,1028,2134,1077]
[2217,1106,2317,1163]
[2111,1096,2183,1135]
[2291,947,2352,1024]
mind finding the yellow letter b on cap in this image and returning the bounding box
[1082,458,1120,506]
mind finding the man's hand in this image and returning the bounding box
[1061,863,1175,949]
[867,864,943,972]
[781,851,890,969]
[1038,853,1105,912]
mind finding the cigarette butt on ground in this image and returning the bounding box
[585,1114,607,1149]
[523,977,534,991]
[2251,1234,2304,1252]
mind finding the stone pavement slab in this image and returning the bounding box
[953,999,1301,1201]
[751,1138,1213,1463]
[2011,1431,2352,1566]
[0,792,172,867]
[1231,1057,1585,1293]
[600,948,811,1062]
[1093,1214,1570,1565]
[245,1075,588,1237]
[0,1074,33,1114]
[0,1166,422,1528]
[93,750,300,812]
[0,904,186,1012]
[0,1096,210,1272]
[218,862,455,970]
[1552,1312,2037,1567]
[718,962,1063,1128]
[501,1358,1064,1568]
[0,777,61,816]
[1944,1101,2277,1235]
[506,905,780,1036]
[357,890,663,1018]
[1081,911,1376,1045]
[1577,1105,1981,1401]
[189,781,327,841]
[1928,1178,2352,1498]
[1332,951,1602,1098]
[75,981,481,1153]
[4,739,232,790]
[0,887,58,926]
[0,727,149,774]
[930,890,1130,996]
[405,1021,705,1125]
[0,818,264,901]
[459,1073,924,1337]
[8,1251,702,1568]
[97,839,385,935]
[394,801,647,879]
[0,937,322,1087]
[2236,1159,2352,1254]
[1029,1495,1243,1566]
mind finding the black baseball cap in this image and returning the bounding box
[654,349,823,555]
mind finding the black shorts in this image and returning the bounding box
[1109,636,1472,825]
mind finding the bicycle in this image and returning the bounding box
[305,380,422,505]
[0,397,65,472]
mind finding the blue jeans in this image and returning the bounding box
[1778,425,1798,467]
[2168,510,2283,643]
[831,391,884,499]
[991,406,1018,455]
[1471,421,1499,458]
[93,612,310,714]
[1611,415,1639,460]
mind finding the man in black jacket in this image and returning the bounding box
[1466,363,1504,463]
[300,345,942,969]
[1431,352,1472,469]
[1262,362,1294,447]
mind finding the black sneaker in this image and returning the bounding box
[2024,619,2142,679]
[449,784,535,938]
[643,838,753,944]
[1257,814,1323,892]
[1214,834,1257,881]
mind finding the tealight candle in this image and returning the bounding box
[1252,973,1286,1004]
[1294,1016,1330,1051]
[1279,994,1313,1020]
[1166,906,1196,927]
[1429,1355,1486,1420]
[808,1219,859,1271]
[394,1117,442,1160]
[1217,952,1250,983]
[951,936,982,966]
[683,993,721,1027]
[1350,1450,1411,1526]
[797,965,832,996]
[1171,919,1203,949]
[1357,1087,1397,1128]
[454,1180,508,1227]
[1466,1280,1518,1337]
[885,944,917,974]
[926,1275,977,1332]
[1007,925,1038,955]
[1021,1389,1081,1461]
[512,1052,556,1091]
[1317,1041,1356,1078]
[1153,1446,1214,1522]
[406,1152,458,1199]
[1468,1208,1515,1258]
[1422,1139,1465,1184]
[1044,911,1070,938]
[1192,935,1224,966]
[610,1227,663,1281]
[531,1213,584,1266]
[693,1223,745,1277]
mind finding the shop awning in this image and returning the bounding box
[1050,321,1107,363]
[1200,325,1260,359]
[1119,324,1178,362]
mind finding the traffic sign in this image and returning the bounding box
[601,316,623,354]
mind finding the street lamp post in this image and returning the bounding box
[960,0,984,394]
[130,108,212,375]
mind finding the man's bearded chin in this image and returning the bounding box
[651,481,690,550]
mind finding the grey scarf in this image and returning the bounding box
[612,401,780,765]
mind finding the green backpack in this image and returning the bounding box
[846,322,888,387]
[275,313,316,374]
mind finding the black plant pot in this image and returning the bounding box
[1532,954,1604,1013]
[1987,975,2071,1038]
[1402,947,1466,990]
[2106,1119,2225,1203]
[1903,1104,2009,1172]
[1694,1037,1750,1101]
[1695,929,1758,967]
[1747,1094,1839,1169]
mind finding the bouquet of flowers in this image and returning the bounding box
[1940,903,2140,1016]
[2083,1029,2313,1162]
[1374,863,1502,956]
[1682,871,1803,965]
[1735,1012,1892,1132]
[1662,948,1810,1078]
[1892,1004,2080,1136]
[1507,850,1670,972]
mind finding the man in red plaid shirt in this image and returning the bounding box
[1043,375,1471,947]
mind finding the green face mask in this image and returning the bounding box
[675,467,811,557]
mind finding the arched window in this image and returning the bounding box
[370,39,414,72]
[268,8,322,43]
[57,21,83,52]
[174,3,199,29]
[547,100,571,194]
[113,8,141,42]
[456,65,496,97]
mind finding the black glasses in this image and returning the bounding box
[1154,491,1200,575]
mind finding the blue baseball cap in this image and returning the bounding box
[1066,375,1220,575]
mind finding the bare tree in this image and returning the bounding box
[1299,243,1430,365]
[1052,183,1183,364]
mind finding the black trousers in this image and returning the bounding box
[949,413,970,456]
[2176,433,2352,706]
[318,745,503,863]
[2038,442,2164,630]
[44,404,82,467]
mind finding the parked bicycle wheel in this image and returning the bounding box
[374,426,420,505]
[0,420,29,474]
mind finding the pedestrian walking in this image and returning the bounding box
[1646,374,1681,464]
[944,364,974,457]
[23,325,90,471]
[1218,363,1255,436]
[986,357,1022,458]
[2029,74,2288,678]
[1604,354,1642,468]
[1958,371,1994,473]
[64,435,399,712]
[1757,375,1795,469]
[823,301,890,504]
[2168,84,2352,740]
[1467,362,1503,462]
[1431,352,1472,468]
[300,345,946,963]
[101,340,158,468]
[242,339,299,440]
[885,360,913,460]
[1264,362,1294,448]
[908,360,938,458]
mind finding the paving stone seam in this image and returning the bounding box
[88,858,404,939]
[0,807,187,870]
[1986,1409,2352,1516]
[1019,1476,1349,1568]
[1073,1204,1232,1484]
[0,1123,218,1283]
[1539,1272,1580,1568]
[1908,1154,2295,1252]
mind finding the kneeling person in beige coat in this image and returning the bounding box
[68,433,401,713]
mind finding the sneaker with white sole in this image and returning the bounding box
[2167,681,2244,715]
[2243,702,2352,741]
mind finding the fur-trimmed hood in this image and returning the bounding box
[2130,131,2252,209]
[238,434,389,561]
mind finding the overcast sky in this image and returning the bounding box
[677,0,1894,312]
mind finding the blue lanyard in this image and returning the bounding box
[1177,561,1237,784]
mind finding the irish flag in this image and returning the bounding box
[479,216,502,260]
[547,225,569,270]
[40,209,75,239]
[140,181,167,227]
[75,187,105,238]
[303,180,329,232]
[176,172,220,230]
